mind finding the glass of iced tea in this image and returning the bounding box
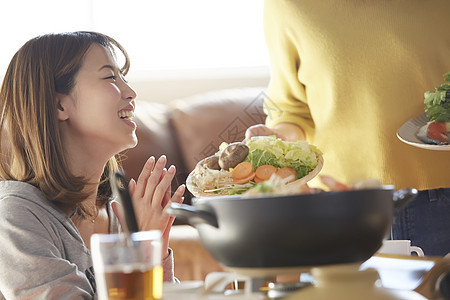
[91,230,163,300]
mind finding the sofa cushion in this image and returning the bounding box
[170,87,267,173]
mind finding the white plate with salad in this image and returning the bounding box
[397,71,450,151]
[186,136,323,197]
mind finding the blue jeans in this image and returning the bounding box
[390,188,450,256]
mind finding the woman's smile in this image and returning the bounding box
[118,108,136,129]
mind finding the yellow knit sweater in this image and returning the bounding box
[263,0,450,190]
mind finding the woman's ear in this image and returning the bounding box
[56,93,70,121]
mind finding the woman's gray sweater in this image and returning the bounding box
[0,181,174,299]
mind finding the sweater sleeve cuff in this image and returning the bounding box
[162,248,178,282]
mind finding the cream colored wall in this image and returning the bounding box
[0,67,271,104]
[127,67,270,104]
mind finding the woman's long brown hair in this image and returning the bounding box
[0,32,130,215]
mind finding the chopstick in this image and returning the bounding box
[110,170,139,233]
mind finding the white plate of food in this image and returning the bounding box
[397,113,450,151]
[186,136,324,197]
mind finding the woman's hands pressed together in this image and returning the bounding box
[112,155,185,258]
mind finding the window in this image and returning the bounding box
[0,0,269,79]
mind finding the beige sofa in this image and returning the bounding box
[120,87,267,281]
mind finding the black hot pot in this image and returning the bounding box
[167,187,417,269]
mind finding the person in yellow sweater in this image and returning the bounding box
[246,0,450,256]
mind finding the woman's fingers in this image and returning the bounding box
[161,185,185,228]
[160,186,185,252]
[149,165,176,209]
[298,183,311,194]
[156,168,168,206]
[143,156,167,201]
[245,124,271,140]
[170,184,185,205]
[161,185,185,229]
[128,178,136,196]
[319,175,350,191]
[161,174,172,208]
[134,156,155,198]
[130,155,186,240]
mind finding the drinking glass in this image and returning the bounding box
[91,230,163,300]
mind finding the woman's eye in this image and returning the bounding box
[105,75,117,81]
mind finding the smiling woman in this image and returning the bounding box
[0,31,185,298]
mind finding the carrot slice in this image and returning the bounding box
[275,167,297,183]
[254,176,265,184]
[234,172,256,184]
[255,165,277,182]
[232,161,254,180]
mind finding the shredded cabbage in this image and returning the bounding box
[244,136,322,179]
[193,136,322,195]
[191,164,233,192]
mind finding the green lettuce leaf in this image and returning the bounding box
[245,149,280,169]
[424,73,450,123]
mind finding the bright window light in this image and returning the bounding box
[0,0,269,77]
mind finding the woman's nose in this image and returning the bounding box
[122,81,137,100]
